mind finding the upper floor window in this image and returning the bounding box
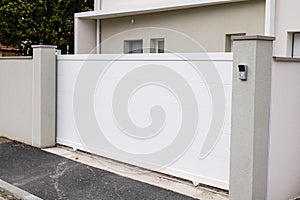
[225,33,246,52]
[292,32,300,58]
[124,40,143,54]
[150,38,165,53]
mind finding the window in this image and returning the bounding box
[292,32,300,58]
[124,40,143,54]
[225,33,246,52]
[150,38,165,53]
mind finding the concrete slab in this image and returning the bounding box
[0,141,197,200]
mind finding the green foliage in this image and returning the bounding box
[0,0,93,55]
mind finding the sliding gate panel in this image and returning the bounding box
[56,53,233,189]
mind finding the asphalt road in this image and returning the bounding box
[0,141,196,200]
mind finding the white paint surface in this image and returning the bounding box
[264,0,275,36]
[56,53,233,189]
[268,61,300,200]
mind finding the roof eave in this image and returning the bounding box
[75,0,247,19]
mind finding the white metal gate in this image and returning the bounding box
[56,53,232,189]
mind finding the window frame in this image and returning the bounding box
[225,33,246,52]
[124,40,143,54]
[150,38,165,53]
[292,32,300,58]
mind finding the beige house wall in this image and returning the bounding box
[75,18,97,54]
[0,58,33,144]
[100,0,265,53]
[273,0,300,57]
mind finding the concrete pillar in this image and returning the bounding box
[229,36,275,200]
[31,45,57,148]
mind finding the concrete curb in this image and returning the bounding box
[0,179,42,200]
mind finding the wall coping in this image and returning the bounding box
[231,35,275,41]
[57,53,233,61]
[273,56,300,62]
[76,0,245,19]
[0,56,32,59]
[31,45,57,49]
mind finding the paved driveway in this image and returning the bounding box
[0,140,196,200]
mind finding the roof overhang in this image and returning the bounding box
[75,0,247,19]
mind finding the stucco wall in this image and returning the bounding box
[0,46,56,148]
[267,1,300,199]
[100,0,265,53]
[0,58,33,144]
[268,61,300,200]
[273,0,300,56]
[75,18,97,54]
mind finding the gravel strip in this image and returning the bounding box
[0,188,19,200]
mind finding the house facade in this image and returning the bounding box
[74,0,266,54]
[74,0,300,59]
[273,0,300,58]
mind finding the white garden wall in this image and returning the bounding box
[0,46,57,148]
[268,60,300,200]
[0,57,33,144]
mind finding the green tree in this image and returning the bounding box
[0,0,93,55]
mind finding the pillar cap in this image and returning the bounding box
[31,45,57,49]
[231,35,275,41]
